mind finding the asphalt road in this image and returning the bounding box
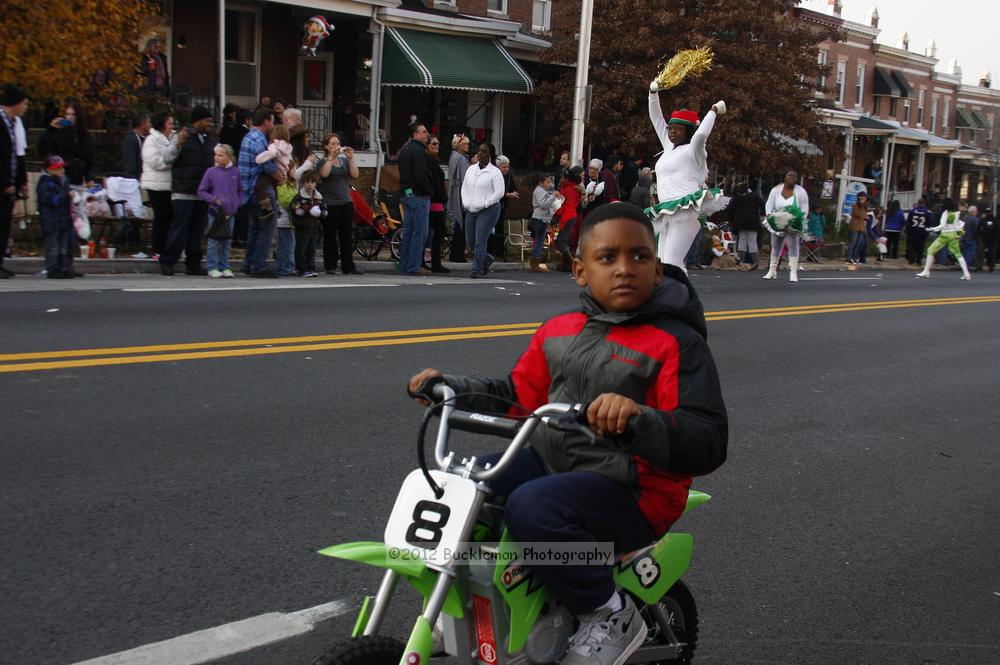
[2,269,999,665]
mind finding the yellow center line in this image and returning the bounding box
[1,294,998,374]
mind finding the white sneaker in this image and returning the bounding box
[208,269,223,278]
[560,594,647,665]
[221,269,235,278]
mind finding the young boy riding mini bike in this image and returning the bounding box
[315,202,728,665]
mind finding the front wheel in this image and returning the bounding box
[389,228,403,261]
[640,580,698,664]
[312,636,405,665]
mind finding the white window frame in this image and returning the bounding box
[930,97,938,134]
[434,0,457,6]
[817,50,828,90]
[903,99,911,125]
[917,90,925,127]
[943,99,950,130]
[855,64,865,107]
[989,113,995,142]
[531,0,552,33]
[836,60,847,105]
[224,5,262,108]
[487,0,508,15]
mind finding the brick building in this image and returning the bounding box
[798,1,999,214]
[164,0,554,174]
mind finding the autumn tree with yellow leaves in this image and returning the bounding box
[0,0,159,112]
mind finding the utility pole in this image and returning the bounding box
[569,0,594,167]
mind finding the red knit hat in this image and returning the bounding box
[668,109,700,127]
[45,155,66,172]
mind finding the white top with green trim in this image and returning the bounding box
[649,92,717,203]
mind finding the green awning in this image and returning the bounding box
[955,107,974,129]
[970,110,989,130]
[383,27,534,94]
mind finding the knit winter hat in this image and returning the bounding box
[45,155,66,172]
[2,83,27,106]
[190,105,213,123]
[668,109,700,127]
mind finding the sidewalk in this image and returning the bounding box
[0,255,527,276]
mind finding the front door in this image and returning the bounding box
[297,53,334,147]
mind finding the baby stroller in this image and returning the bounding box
[352,188,399,260]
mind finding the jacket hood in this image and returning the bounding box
[578,264,709,339]
[637,174,652,188]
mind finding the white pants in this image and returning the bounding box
[769,232,800,262]
[652,208,701,269]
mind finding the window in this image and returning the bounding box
[917,90,925,126]
[943,99,950,130]
[873,96,881,115]
[836,60,847,105]
[532,0,551,32]
[903,99,911,125]
[487,0,507,13]
[889,97,898,117]
[225,8,259,100]
[989,114,995,142]
[817,50,828,90]
[930,97,938,133]
[434,0,456,5]
[855,64,865,106]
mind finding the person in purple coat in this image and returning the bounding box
[197,144,244,277]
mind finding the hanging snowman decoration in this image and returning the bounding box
[302,16,333,56]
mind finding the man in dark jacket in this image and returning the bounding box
[1,83,28,278]
[397,121,432,274]
[975,210,998,272]
[219,106,250,160]
[905,198,933,265]
[728,188,764,268]
[121,113,150,180]
[160,106,216,275]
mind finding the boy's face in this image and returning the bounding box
[303,180,316,195]
[542,177,553,190]
[48,167,65,178]
[573,218,662,312]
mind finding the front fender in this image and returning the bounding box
[318,541,464,619]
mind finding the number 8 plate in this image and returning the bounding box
[384,469,480,566]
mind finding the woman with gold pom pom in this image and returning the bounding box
[646,47,729,271]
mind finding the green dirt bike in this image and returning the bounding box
[312,383,709,665]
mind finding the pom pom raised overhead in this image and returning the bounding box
[654,47,714,90]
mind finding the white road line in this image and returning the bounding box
[71,599,352,665]
[123,279,526,292]
[798,277,884,280]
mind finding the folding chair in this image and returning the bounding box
[803,239,825,263]
[505,219,532,262]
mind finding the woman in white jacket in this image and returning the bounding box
[141,111,183,256]
[762,170,810,282]
[461,143,506,278]
[647,80,728,271]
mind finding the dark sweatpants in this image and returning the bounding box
[481,448,656,615]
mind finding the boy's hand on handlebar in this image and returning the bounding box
[587,393,640,436]
[408,368,443,406]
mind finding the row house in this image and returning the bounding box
[799,1,999,215]
[161,0,553,180]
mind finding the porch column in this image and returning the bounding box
[490,95,504,156]
[368,18,384,155]
[883,135,895,208]
[218,0,225,114]
[947,154,954,197]
[914,144,926,201]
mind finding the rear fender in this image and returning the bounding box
[613,534,693,606]
[318,541,465,621]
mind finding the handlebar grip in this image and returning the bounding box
[447,409,523,438]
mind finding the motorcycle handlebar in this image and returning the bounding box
[431,383,589,481]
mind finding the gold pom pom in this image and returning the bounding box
[655,47,714,90]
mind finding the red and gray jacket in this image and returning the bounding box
[443,266,728,534]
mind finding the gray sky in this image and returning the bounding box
[800,0,997,86]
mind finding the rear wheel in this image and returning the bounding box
[389,228,403,261]
[311,636,405,665]
[640,580,698,664]
[354,227,383,260]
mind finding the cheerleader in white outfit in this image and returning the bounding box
[762,170,810,282]
[646,83,728,271]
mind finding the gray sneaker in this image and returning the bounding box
[560,593,647,665]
